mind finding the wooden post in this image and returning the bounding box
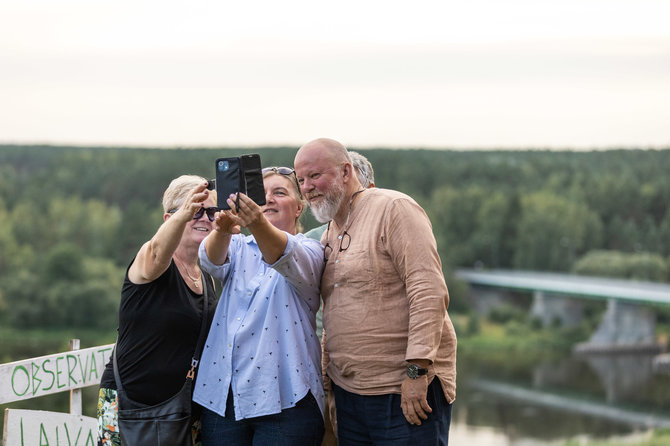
[69,339,82,415]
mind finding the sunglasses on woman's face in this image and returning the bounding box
[169,207,218,222]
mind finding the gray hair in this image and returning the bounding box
[348,151,375,188]
[162,175,209,213]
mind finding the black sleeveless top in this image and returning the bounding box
[100,260,217,405]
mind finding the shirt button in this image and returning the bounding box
[259,272,264,276]
[228,344,232,348]
[237,317,241,321]
[247,292,252,296]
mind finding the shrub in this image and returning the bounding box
[488,304,526,324]
[573,250,668,282]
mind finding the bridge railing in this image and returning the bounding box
[1,340,113,445]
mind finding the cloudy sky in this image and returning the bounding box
[1,0,669,149]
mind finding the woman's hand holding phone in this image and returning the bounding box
[213,209,241,235]
[225,193,265,231]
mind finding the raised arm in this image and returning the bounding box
[225,192,288,264]
[204,210,240,265]
[129,182,210,284]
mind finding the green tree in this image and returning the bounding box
[659,208,670,256]
[430,186,519,269]
[514,192,603,271]
[113,200,163,265]
[5,243,122,329]
[429,186,487,268]
[470,192,518,268]
[44,242,83,282]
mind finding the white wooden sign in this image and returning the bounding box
[0,344,114,404]
[3,409,97,445]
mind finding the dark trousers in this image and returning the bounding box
[332,378,452,446]
[200,389,324,446]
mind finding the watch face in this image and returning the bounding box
[407,363,427,379]
[407,364,419,379]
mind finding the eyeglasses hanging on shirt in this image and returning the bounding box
[323,229,351,263]
[323,189,365,263]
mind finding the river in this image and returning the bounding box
[450,349,670,444]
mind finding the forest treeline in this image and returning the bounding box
[1,144,669,330]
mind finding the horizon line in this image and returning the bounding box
[1,141,669,152]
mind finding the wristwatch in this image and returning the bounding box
[406,363,428,379]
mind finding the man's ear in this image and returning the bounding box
[341,162,354,182]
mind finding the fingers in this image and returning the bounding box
[225,193,241,212]
[402,402,424,425]
[402,399,431,425]
[230,192,256,212]
[213,211,241,234]
[184,182,211,216]
[401,377,432,425]
[190,182,210,204]
[412,398,431,420]
[401,400,412,424]
[420,398,433,416]
[226,193,262,228]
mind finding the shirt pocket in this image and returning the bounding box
[326,248,376,324]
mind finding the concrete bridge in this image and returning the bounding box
[455,269,670,353]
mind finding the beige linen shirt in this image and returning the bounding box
[321,188,457,402]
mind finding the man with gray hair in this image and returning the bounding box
[347,151,375,188]
[295,138,456,445]
[304,150,374,242]
[304,149,374,446]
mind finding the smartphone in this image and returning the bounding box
[240,154,266,206]
[215,157,242,210]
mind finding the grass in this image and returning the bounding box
[454,313,588,368]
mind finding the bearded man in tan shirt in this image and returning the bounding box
[294,138,457,445]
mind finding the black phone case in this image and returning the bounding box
[240,154,266,206]
[215,157,242,210]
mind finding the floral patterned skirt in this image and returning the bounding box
[97,387,202,446]
[97,388,120,446]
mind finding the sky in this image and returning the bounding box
[1,0,669,150]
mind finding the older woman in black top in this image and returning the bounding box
[98,175,218,446]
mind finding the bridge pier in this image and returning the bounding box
[468,285,516,316]
[578,353,655,403]
[653,354,670,374]
[575,299,662,354]
[529,291,583,327]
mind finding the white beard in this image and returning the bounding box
[310,181,346,223]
